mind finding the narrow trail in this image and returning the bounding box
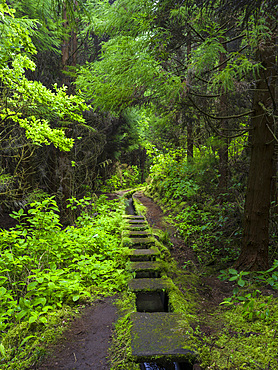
[34,192,232,369]
[34,296,117,370]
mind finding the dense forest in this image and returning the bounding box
[0,0,278,369]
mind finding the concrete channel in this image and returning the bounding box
[122,197,196,370]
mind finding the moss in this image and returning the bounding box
[126,261,162,272]
[132,195,147,216]
[1,305,79,369]
[128,245,160,257]
[125,224,149,231]
[121,236,156,248]
[122,230,151,238]
[154,240,172,261]
[130,311,197,364]
[108,292,140,370]
[198,295,278,369]
[135,189,278,368]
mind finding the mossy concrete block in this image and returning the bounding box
[126,224,149,231]
[123,215,145,220]
[122,237,156,249]
[127,261,161,273]
[128,237,156,248]
[128,278,171,292]
[130,312,195,360]
[127,230,151,237]
[128,247,160,261]
[128,220,148,224]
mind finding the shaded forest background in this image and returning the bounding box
[0,0,277,270]
[1,1,278,369]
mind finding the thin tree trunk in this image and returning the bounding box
[186,31,194,161]
[187,117,193,160]
[218,51,229,193]
[62,3,69,69]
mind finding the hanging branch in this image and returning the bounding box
[188,96,254,120]
[189,91,221,98]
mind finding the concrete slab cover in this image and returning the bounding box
[128,230,151,237]
[127,224,149,229]
[128,261,161,272]
[128,238,155,247]
[129,247,160,256]
[130,312,193,358]
[128,278,170,292]
[123,215,145,220]
[128,220,148,224]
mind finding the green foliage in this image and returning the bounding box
[11,0,65,53]
[191,36,226,74]
[219,261,278,291]
[108,292,139,370]
[147,148,242,265]
[0,2,37,65]
[148,148,199,200]
[0,1,87,151]
[199,294,278,369]
[218,262,278,324]
[76,33,171,113]
[219,268,250,288]
[76,0,184,114]
[0,195,129,367]
[103,163,141,191]
[221,289,272,322]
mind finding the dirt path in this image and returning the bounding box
[35,297,117,370]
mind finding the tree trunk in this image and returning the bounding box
[218,51,229,193]
[62,3,69,69]
[187,117,193,160]
[236,38,276,271]
[186,32,194,161]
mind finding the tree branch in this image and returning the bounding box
[188,23,205,41]
[206,45,248,74]
[189,91,220,98]
[221,33,245,45]
[188,96,254,120]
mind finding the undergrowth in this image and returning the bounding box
[197,293,278,369]
[145,148,278,369]
[0,194,129,369]
[102,163,141,191]
[108,291,139,370]
[146,149,242,267]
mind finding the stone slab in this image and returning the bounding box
[128,278,170,292]
[130,312,195,358]
[128,261,161,272]
[126,225,149,231]
[128,230,151,237]
[127,220,148,224]
[128,237,155,247]
[123,215,145,220]
[123,237,156,249]
[128,247,160,261]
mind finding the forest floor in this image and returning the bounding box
[18,192,235,369]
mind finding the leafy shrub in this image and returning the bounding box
[104,163,141,191]
[0,195,128,367]
[147,148,241,264]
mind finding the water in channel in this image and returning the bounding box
[141,362,185,370]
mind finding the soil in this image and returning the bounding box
[0,192,235,369]
[34,296,118,370]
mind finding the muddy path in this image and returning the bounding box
[34,192,232,369]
